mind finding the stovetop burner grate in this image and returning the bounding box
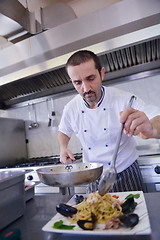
[1,153,82,169]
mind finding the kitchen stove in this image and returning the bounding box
[137,154,160,192]
[5,156,61,168]
[1,152,160,193]
[0,153,84,194]
[22,157,61,183]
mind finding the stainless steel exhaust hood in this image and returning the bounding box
[0,0,160,109]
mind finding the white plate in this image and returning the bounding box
[42,191,151,235]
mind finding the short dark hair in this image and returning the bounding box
[66,50,102,73]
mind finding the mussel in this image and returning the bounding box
[119,213,139,228]
[56,203,77,217]
[77,212,97,230]
[121,197,137,214]
[75,194,84,204]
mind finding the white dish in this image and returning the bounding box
[42,191,151,235]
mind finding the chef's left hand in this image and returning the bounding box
[120,108,154,139]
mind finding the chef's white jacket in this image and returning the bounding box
[58,86,160,173]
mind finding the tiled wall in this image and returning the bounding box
[113,74,160,151]
[0,74,160,158]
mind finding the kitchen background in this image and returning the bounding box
[0,73,160,159]
[0,0,160,193]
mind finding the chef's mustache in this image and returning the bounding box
[83,90,95,97]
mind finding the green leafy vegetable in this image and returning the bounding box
[125,193,140,200]
[53,220,75,230]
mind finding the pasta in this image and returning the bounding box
[70,192,123,224]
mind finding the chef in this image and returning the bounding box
[58,50,160,192]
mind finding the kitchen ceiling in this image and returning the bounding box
[0,0,160,109]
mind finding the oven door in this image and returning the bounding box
[138,155,160,192]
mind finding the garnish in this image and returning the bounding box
[53,220,75,230]
[112,195,119,199]
[125,193,140,200]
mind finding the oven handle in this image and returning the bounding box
[139,166,152,169]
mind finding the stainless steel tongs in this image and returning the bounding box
[98,95,136,196]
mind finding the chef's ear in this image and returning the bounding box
[100,67,105,80]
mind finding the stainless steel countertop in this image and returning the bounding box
[0,193,159,240]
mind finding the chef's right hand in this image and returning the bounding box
[60,149,75,164]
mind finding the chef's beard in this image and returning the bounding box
[83,90,97,102]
